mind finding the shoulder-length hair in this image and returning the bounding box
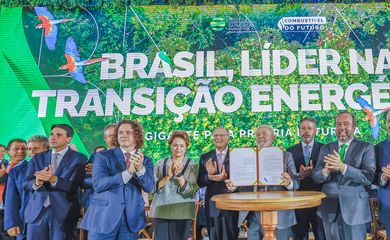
[113,120,144,149]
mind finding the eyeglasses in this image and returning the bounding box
[213,133,228,138]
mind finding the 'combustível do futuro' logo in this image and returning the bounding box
[277,16,327,32]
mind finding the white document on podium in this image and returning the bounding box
[229,148,257,186]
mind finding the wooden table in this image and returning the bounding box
[211,191,326,240]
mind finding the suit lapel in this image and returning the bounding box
[113,147,126,171]
[210,150,218,172]
[224,148,230,175]
[297,143,306,166]
[55,149,73,175]
[44,151,52,167]
[344,139,358,165]
[383,140,390,166]
[311,141,320,165]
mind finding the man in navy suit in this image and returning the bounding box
[313,112,376,240]
[81,119,154,240]
[376,111,390,237]
[23,124,87,240]
[5,136,49,240]
[287,117,325,240]
[1,139,27,240]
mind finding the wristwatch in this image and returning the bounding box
[175,172,183,178]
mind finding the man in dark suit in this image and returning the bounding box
[5,136,49,240]
[197,127,239,240]
[81,120,154,240]
[1,139,27,240]
[81,123,116,209]
[23,124,87,240]
[376,111,390,237]
[313,111,376,240]
[287,117,325,240]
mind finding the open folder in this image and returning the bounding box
[229,146,285,186]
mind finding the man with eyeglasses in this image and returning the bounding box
[197,127,239,240]
[313,111,376,240]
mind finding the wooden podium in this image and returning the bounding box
[211,191,326,240]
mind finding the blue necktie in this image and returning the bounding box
[304,145,311,166]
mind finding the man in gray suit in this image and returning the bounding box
[313,111,376,240]
[226,125,299,240]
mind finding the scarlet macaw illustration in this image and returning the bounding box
[59,37,108,84]
[35,7,74,50]
[356,96,390,139]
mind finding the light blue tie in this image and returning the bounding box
[43,153,60,207]
[51,153,60,172]
[304,145,311,166]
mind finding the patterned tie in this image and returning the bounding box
[339,144,347,162]
[303,145,311,166]
[217,153,223,173]
[6,162,18,174]
[51,153,60,172]
[124,152,132,168]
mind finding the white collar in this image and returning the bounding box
[338,138,354,147]
[301,139,315,149]
[120,147,137,155]
[52,146,69,156]
[216,146,228,156]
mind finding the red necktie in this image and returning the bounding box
[125,152,132,168]
[6,162,17,174]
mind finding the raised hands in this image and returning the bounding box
[281,172,292,187]
[0,164,6,177]
[34,166,57,186]
[85,163,93,175]
[205,158,217,175]
[127,151,145,174]
[225,179,237,192]
[382,164,390,181]
[323,150,345,174]
[299,160,314,178]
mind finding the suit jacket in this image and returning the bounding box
[0,160,10,203]
[81,147,154,234]
[4,161,29,232]
[375,139,390,225]
[197,149,234,218]
[237,151,299,229]
[23,149,87,232]
[287,140,323,191]
[80,153,96,208]
[313,139,376,225]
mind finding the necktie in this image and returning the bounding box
[51,153,60,172]
[339,144,347,162]
[217,153,223,173]
[44,153,60,208]
[303,145,311,166]
[124,152,132,168]
[6,162,18,174]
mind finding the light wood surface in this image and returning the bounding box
[211,191,326,211]
[211,191,326,240]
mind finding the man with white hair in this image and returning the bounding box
[226,125,299,240]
